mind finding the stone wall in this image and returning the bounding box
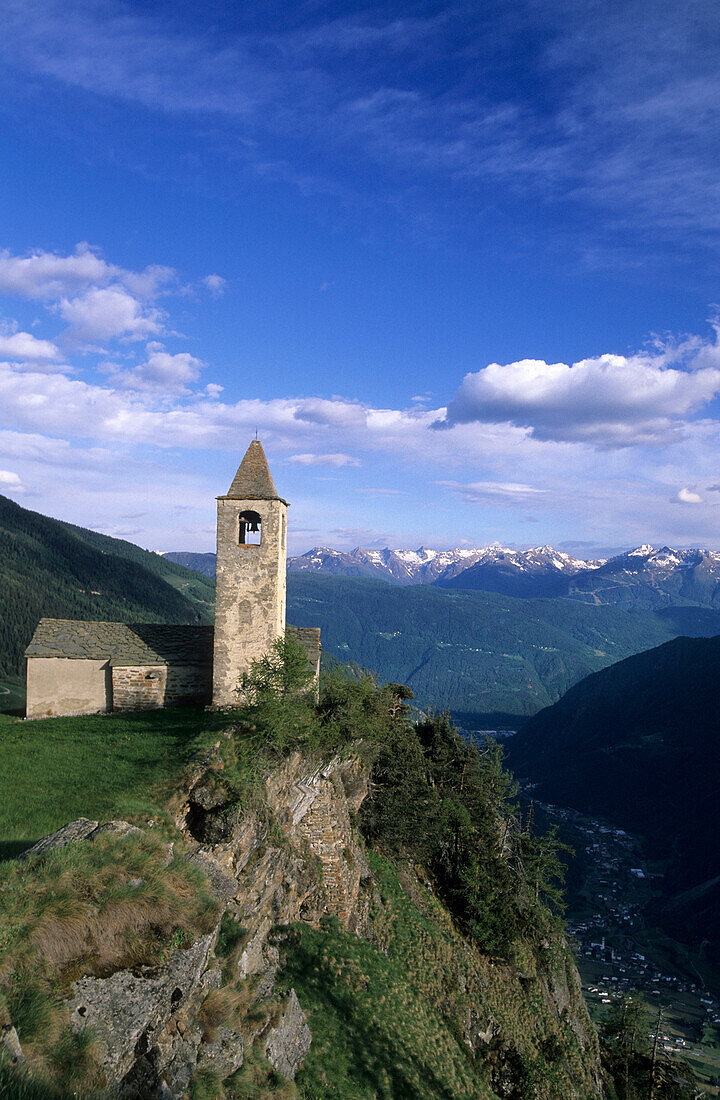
[111,664,212,711]
[26,656,110,719]
[286,626,321,693]
[292,767,364,928]
[212,496,287,706]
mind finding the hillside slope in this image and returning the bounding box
[506,634,720,953]
[286,573,720,719]
[0,494,213,678]
[0,672,606,1099]
[63,522,215,613]
[161,550,217,579]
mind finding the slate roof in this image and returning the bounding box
[25,620,214,667]
[224,439,286,502]
[25,620,318,668]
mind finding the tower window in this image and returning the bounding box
[239,509,262,545]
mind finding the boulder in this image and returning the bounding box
[264,989,311,1081]
[198,1025,244,1078]
[18,818,99,859]
[0,1025,24,1066]
[68,932,217,1087]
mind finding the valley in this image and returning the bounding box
[536,797,720,1094]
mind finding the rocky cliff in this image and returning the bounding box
[0,730,605,1099]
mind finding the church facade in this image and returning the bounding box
[24,441,321,719]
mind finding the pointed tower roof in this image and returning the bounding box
[223,440,287,502]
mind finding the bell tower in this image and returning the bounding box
[212,440,288,706]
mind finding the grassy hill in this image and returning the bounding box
[0,708,216,859]
[286,573,720,720]
[0,677,608,1099]
[0,494,214,679]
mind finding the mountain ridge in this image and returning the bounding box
[166,541,720,608]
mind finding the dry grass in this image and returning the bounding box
[0,826,220,1093]
[199,987,248,1042]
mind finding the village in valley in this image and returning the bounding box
[537,797,720,1093]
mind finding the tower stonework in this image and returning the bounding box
[212,440,288,706]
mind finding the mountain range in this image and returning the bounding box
[5,490,720,722]
[166,542,720,607]
[286,544,601,585]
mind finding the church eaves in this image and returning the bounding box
[223,440,286,502]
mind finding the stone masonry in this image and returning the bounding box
[212,441,288,706]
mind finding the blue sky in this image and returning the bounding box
[2,0,720,555]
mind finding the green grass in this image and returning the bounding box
[0,707,224,858]
[277,918,495,1100]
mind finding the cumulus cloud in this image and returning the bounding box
[675,487,703,504]
[440,347,720,447]
[0,331,61,362]
[287,452,360,466]
[59,287,165,343]
[0,243,175,301]
[0,469,24,492]
[110,350,205,393]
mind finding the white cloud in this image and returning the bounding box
[120,350,204,393]
[59,287,165,343]
[287,452,360,466]
[675,487,703,504]
[441,345,720,447]
[294,398,367,427]
[0,468,24,492]
[0,331,61,362]
[203,274,226,296]
[437,480,548,504]
[0,243,175,302]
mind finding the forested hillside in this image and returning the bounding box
[506,634,720,959]
[286,573,720,719]
[0,494,213,678]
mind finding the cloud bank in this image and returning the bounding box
[440,342,720,446]
[1,240,719,551]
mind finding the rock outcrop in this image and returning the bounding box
[3,745,606,1099]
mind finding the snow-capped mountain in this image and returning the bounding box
[287,544,605,586]
[164,541,720,607]
[560,544,720,608]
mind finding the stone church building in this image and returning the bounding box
[24,441,321,718]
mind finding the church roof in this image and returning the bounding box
[25,619,317,667]
[25,619,214,666]
[224,440,286,502]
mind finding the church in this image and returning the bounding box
[24,441,321,719]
